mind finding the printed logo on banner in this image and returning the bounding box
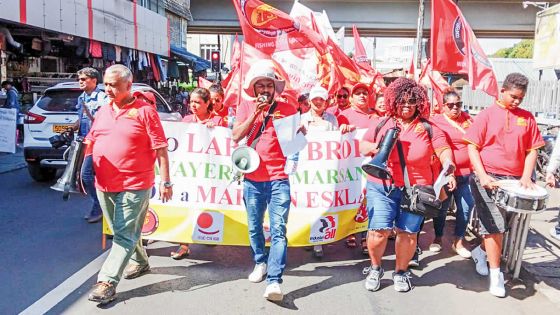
[192,211,225,243]
[142,208,159,236]
[309,215,338,243]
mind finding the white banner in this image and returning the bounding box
[0,108,17,153]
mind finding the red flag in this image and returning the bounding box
[419,59,450,114]
[198,76,213,89]
[431,0,498,98]
[232,0,322,55]
[352,25,375,77]
[431,0,469,73]
[467,31,498,99]
[222,34,240,88]
[408,53,415,76]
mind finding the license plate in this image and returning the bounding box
[53,124,73,133]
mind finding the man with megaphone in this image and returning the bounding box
[232,60,297,302]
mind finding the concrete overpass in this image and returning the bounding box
[189,0,560,38]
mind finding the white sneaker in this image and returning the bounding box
[263,282,283,301]
[471,245,489,276]
[550,227,560,241]
[489,271,506,298]
[248,263,267,283]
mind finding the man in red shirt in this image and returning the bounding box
[86,65,172,304]
[465,73,544,298]
[233,60,296,302]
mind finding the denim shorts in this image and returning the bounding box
[366,181,424,233]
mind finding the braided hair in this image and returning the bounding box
[384,77,428,118]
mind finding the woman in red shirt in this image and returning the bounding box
[429,88,474,258]
[182,87,224,127]
[359,78,456,293]
[172,88,224,259]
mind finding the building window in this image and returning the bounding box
[137,0,164,15]
[200,44,219,60]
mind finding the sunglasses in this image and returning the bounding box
[78,77,90,82]
[445,101,463,109]
[397,99,418,107]
[336,94,348,99]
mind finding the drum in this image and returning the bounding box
[493,180,548,213]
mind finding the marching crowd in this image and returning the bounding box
[70,61,558,305]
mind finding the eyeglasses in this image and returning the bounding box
[78,77,90,82]
[336,94,348,99]
[445,101,463,109]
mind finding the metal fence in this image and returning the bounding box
[462,80,560,119]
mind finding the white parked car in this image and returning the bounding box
[23,82,182,182]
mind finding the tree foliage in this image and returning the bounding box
[491,40,534,58]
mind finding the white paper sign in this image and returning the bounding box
[0,108,17,153]
[273,112,308,157]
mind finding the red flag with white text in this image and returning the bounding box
[431,0,498,98]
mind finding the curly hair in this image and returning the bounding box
[384,77,428,118]
[503,72,529,92]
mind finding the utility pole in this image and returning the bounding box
[415,0,426,78]
[372,37,377,69]
[217,34,222,83]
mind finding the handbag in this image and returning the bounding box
[396,141,442,219]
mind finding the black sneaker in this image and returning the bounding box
[408,246,422,268]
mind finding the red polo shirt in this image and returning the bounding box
[431,112,473,176]
[213,105,229,118]
[182,113,225,127]
[86,98,168,192]
[327,105,350,117]
[236,100,297,182]
[337,106,374,129]
[362,117,450,187]
[464,103,544,177]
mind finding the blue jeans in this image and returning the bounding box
[366,182,424,233]
[433,174,474,238]
[243,178,290,284]
[81,155,102,217]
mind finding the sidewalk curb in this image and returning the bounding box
[0,162,26,174]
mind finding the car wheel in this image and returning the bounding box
[27,162,57,182]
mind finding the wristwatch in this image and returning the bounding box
[162,181,173,188]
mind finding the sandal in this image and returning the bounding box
[346,235,357,248]
[171,244,191,260]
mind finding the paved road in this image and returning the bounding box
[1,168,559,314]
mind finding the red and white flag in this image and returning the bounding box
[431,0,498,98]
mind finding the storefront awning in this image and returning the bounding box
[170,45,210,72]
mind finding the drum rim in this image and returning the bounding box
[495,179,548,198]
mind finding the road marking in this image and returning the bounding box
[19,251,109,315]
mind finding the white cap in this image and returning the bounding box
[243,60,285,98]
[309,85,328,101]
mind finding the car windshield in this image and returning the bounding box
[36,90,82,112]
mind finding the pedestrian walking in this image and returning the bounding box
[86,64,172,304]
[73,67,106,223]
[465,73,544,297]
[232,60,297,301]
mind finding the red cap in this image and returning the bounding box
[351,82,371,95]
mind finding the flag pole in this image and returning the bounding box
[414,0,426,80]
